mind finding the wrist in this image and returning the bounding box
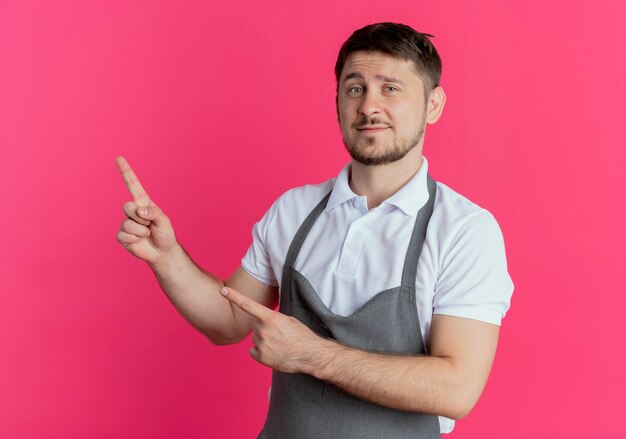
[306,337,342,380]
[148,242,185,274]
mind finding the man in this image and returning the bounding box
[116,22,513,438]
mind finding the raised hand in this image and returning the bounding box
[115,156,177,265]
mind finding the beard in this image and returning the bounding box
[343,112,427,167]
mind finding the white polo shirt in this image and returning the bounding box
[242,156,514,434]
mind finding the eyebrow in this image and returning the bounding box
[342,72,405,85]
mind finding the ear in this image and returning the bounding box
[425,86,446,124]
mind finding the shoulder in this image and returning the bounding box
[430,181,514,325]
[268,178,334,221]
[255,177,335,240]
[434,181,487,220]
[241,176,335,287]
[433,181,501,235]
[430,180,507,265]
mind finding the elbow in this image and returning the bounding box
[405,389,478,420]
[445,404,473,421]
[443,390,481,420]
[205,332,244,346]
[437,403,473,421]
[207,335,238,346]
[200,327,246,346]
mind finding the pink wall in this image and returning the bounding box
[1,0,624,437]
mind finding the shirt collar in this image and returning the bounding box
[325,156,430,217]
[325,163,357,212]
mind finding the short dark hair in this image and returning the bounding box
[334,22,442,93]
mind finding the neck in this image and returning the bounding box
[349,148,424,210]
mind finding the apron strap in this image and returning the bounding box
[401,174,437,289]
[279,191,332,311]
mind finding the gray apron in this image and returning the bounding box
[259,175,441,439]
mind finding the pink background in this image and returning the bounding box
[1,0,624,437]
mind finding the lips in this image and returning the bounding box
[357,125,390,129]
[356,126,390,133]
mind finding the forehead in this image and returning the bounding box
[340,51,423,85]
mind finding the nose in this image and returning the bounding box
[358,91,382,116]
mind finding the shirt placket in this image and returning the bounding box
[337,200,372,276]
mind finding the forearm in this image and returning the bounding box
[221,293,497,420]
[115,157,254,344]
[308,339,477,420]
[148,243,239,344]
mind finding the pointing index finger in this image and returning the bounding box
[116,156,151,204]
[221,287,272,320]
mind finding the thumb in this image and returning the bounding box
[137,205,171,229]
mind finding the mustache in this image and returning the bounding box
[354,116,391,128]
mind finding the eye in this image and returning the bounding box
[348,86,364,95]
[385,85,400,93]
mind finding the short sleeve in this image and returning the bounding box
[241,200,280,287]
[433,209,514,325]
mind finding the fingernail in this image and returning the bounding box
[140,207,148,216]
[220,288,228,297]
